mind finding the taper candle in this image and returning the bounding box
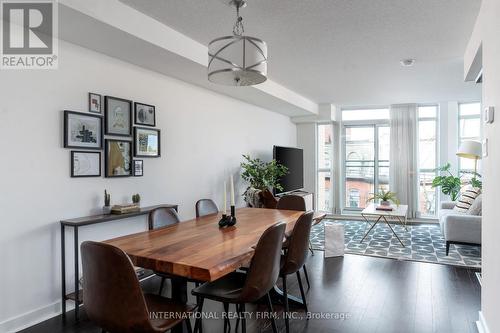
[230,175,235,206]
[223,181,227,213]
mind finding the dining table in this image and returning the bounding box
[104,207,320,333]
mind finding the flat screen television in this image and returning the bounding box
[273,146,304,195]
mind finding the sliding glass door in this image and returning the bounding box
[343,124,390,211]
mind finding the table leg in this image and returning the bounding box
[382,216,405,247]
[268,284,304,308]
[74,226,79,322]
[171,277,189,333]
[360,216,381,243]
[61,224,66,320]
[396,216,408,231]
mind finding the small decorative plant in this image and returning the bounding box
[432,163,482,201]
[367,189,400,206]
[132,194,141,204]
[104,190,111,207]
[240,154,288,191]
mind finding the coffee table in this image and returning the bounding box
[360,204,408,247]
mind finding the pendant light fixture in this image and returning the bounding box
[208,0,268,86]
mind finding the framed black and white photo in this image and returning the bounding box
[134,127,160,157]
[104,96,132,136]
[133,160,144,177]
[88,93,102,114]
[71,151,101,177]
[105,139,132,177]
[134,102,156,127]
[64,110,103,150]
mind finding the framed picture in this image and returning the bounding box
[105,139,132,177]
[134,127,160,157]
[64,110,103,150]
[71,151,101,177]
[88,93,102,114]
[134,102,156,127]
[104,96,132,136]
[133,160,144,176]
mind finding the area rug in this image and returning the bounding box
[310,220,481,268]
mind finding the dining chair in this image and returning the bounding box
[279,211,314,333]
[81,241,195,333]
[149,207,201,295]
[195,199,219,218]
[191,222,286,333]
[276,194,312,288]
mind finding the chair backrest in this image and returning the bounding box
[281,211,314,276]
[240,222,287,302]
[81,241,152,333]
[195,199,219,218]
[276,195,306,211]
[148,207,181,230]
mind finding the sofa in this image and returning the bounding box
[438,201,481,255]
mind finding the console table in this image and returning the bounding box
[60,204,178,321]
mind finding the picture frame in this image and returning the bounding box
[133,160,144,177]
[104,96,133,136]
[134,127,161,157]
[105,139,133,177]
[63,110,103,150]
[134,102,156,127]
[88,92,102,114]
[71,151,101,177]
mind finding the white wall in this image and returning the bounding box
[466,1,500,332]
[0,40,296,331]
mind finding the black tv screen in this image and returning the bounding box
[273,146,304,195]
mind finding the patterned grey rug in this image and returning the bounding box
[310,220,481,268]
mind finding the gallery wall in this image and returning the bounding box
[0,40,296,331]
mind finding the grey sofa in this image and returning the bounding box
[438,201,481,255]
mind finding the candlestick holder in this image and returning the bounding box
[218,213,231,228]
[227,205,237,226]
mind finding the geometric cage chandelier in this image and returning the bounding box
[208,0,268,86]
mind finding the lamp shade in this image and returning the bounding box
[208,35,267,86]
[457,140,482,159]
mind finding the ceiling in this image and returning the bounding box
[120,0,482,106]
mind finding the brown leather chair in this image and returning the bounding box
[149,207,181,230]
[280,211,314,333]
[276,194,312,288]
[149,207,200,295]
[276,194,307,211]
[195,199,219,218]
[191,222,286,333]
[81,241,195,333]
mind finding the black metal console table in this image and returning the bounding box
[60,204,178,321]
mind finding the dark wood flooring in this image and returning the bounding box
[20,254,480,333]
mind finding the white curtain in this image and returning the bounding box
[389,104,418,218]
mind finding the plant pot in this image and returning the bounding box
[103,206,112,214]
[380,200,391,206]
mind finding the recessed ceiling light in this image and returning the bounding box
[400,59,415,67]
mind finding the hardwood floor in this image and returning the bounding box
[20,254,480,333]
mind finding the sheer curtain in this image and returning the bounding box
[389,104,418,218]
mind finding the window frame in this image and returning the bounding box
[416,104,440,218]
[316,122,335,213]
[458,102,482,174]
[340,107,390,213]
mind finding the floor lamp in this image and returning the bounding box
[456,140,482,175]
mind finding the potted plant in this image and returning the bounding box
[367,189,400,206]
[103,190,111,214]
[432,163,482,201]
[132,194,141,205]
[240,154,288,207]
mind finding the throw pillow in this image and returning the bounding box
[467,194,482,216]
[454,187,481,213]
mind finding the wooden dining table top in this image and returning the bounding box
[104,207,311,282]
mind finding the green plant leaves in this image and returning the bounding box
[240,154,288,191]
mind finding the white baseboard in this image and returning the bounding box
[476,311,490,333]
[0,301,69,333]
